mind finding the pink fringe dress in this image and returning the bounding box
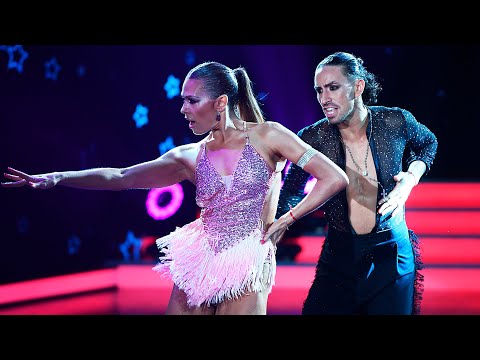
[153,126,277,308]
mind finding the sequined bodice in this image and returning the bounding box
[195,126,275,254]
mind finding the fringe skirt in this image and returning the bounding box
[152,218,276,308]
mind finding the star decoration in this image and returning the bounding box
[45,57,61,80]
[119,231,142,262]
[5,45,29,73]
[67,234,81,255]
[77,65,86,77]
[132,103,149,128]
[185,49,196,66]
[159,135,175,155]
[163,74,180,99]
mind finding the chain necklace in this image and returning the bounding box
[339,120,387,200]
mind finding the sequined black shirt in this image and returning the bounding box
[276,106,438,233]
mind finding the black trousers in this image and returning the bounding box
[302,222,420,315]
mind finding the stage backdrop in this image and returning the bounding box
[0,45,477,284]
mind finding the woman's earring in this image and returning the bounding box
[216,111,221,121]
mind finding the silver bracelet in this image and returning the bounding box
[296,147,316,169]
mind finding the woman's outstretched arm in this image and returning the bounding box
[1,143,199,191]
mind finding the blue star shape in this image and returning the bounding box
[5,45,29,73]
[119,230,142,262]
[159,135,175,155]
[45,57,61,80]
[132,103,149,128]
[163,74,180,99]
[67,234,81,255]
[77,65,86,77]
[185,49,196,66]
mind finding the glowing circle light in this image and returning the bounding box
[146,184,184,220]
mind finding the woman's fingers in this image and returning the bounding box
[8,167,33,181]
[261,225,287,245]
[1,167,32,188]
[1,178,27,187]
[4,173,22,181]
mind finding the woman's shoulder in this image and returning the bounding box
[171,136,209,158]
[247,120,287,134]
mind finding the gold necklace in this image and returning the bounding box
[339,120,387,200]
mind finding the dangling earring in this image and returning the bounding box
[216,111,221,121]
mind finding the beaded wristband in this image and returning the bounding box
[407,170,419,185]
[296,147,316,169]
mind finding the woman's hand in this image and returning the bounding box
[1,167,57,190]
[261,217,290,247]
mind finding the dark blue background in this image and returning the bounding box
[0,45,476,284]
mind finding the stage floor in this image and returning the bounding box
[1,264,479,315]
